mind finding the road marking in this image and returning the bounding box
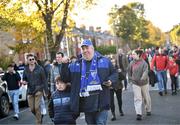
[0,108,30,121]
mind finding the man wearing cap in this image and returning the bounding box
[62,39,118,125]
[2,64,21,120]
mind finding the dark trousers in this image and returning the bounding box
[170,75,177,92]
[85,110,108,125]
[110,89,123,113]
[124,78,128,89]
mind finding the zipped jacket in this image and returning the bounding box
[62,52,118,113]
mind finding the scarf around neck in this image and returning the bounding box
[80,53,102,97]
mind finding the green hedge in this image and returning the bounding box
[0,56,13,70]
[96,45,117,55]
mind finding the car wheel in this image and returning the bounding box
[0,95,9,117]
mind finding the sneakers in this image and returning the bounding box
[40,115,44,124]
[111,112,116,121]
[136,114,142,120]
[159,92,163,96]
[172,91,177,95]
[146,112,151,116]
[13,114,19,120]
[120,111,124,116]
[111,115,116,121]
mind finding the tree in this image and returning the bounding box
[0,1,45,56]
[29,0,98,59]
[0,0,98,60]
[146,21,165,46]
[108,2,149,49]
[170,24,180,45]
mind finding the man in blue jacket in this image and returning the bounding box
[63,39,118,125]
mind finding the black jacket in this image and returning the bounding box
[148,70,157,87]
[2,72,21,90]
[23,65,48,95]
[48,88,77,124]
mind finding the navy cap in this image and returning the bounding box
[81,39,93,47]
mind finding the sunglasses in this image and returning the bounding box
[28,58,35,61]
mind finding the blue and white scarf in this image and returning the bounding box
[80,53,102,97]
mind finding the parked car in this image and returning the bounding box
[0,70,28,117]
[0,74,10,117]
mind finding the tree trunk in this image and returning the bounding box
[44,14,54,60]
[55,0,70,54]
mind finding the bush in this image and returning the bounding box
[0,55,13,70]
[96,45,117,55]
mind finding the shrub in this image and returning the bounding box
[0,55,13,70]
[96,45,117,55]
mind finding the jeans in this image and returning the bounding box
[124,78,128,89]
[156,70,167,92]
[85,110,108,125]
[8,89,19,114]
[170,75,177,92]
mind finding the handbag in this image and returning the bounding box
[119,72,125,81]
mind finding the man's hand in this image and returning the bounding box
[102,80,112,87]
[21,80,28,85]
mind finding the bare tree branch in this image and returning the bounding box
[39,0,45,5]
[53,0,64,14]
[34,1,42,11]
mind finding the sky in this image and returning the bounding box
[74,0,180,32]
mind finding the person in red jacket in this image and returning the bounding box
[150,47,168,96]
[167,55,178,95]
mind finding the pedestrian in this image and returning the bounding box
[167,54,178,95]
[22,54,49,125]
[2,64,21,120]
[11,62,19,71]
[18,61,25,70]
[128,49,151,121]
[50,52,64,93]
[110,58,124,121]
[48,75,78,125]
[43,59,52,99]
[62,39,118,125]
[150,47,168,96]
[116,48,129,90]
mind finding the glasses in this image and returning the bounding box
[28,58,35,61]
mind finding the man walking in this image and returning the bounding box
[2,64,21,120]
[151,47,168,96]
[62,39,118,125]
[22,54,48,124]
[50,52,64,93]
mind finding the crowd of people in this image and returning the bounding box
[1,39,180,125]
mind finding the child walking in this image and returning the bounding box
[48,75,78,125]
[167,55,179,95]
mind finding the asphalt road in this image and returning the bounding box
[0,84,180,125]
